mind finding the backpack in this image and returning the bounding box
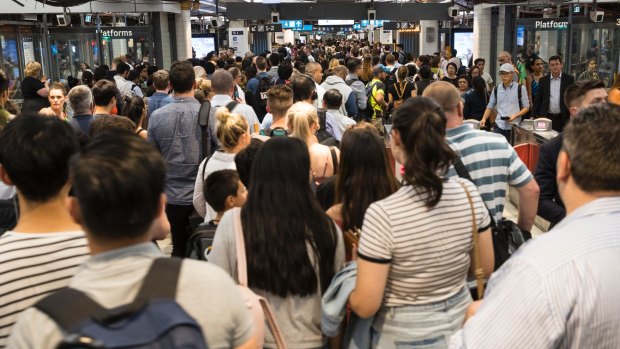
[232,208,287,349]
[365,80,384,121]
[392,82,409,110]
[187,221,218,261]
[493,83,523,111]
[247,76,271,122]
[384,68,398,92]
[197,101,238,160]
[34,258,208,349]
[316,108,336,145]
[260,126,289,137]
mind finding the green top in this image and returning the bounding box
[367,78,386,120]
[0,105,10,128]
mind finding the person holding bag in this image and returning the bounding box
[348,97,494,349]
[209,136,345,349]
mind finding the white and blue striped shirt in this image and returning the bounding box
[450,197,620,349]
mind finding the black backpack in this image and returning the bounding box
[384,68,398,92]
[260,126,288,137]
[187,221,218,261]
[34,258,208,349]
[316,108,336,146]
[247,76,271,122]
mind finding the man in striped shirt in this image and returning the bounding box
[423,81,539,233]
[450,103,620,348]
[0,114,88,348]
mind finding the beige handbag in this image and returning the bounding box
[458,182,485,300]
[233,208,287,349]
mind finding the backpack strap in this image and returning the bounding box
[198,101,212,160]
[493,85,523,111]
[330,147,338,175]
[225,101,239,112]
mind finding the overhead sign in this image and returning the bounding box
[99,28,134,38]
[534,20,568,30]
[316,25,354,32]
[293,24,313,31]
[281,20,303,29]
[383,22,417,30]
[228,28,248,57]
[360,20,384,27]
[318,20,354,26]
[249,24,282,33]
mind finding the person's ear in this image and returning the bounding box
[225,195,236,210]
[569,106,578,118]
[0,166,14,186]
[556,151,571,185]
[67,196,83,225]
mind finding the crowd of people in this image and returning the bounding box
[0,38,619,349]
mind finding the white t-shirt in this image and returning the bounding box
[192,151,237,222]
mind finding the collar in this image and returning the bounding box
[446,124,471,137]
[326,108,342,115]
[115,75,127,83]
[555,197,620,230]
[87,242,162,265]
[551,73,562,80]
[501,81,515,90]
[211,94,233,105]
[170,95,197,103]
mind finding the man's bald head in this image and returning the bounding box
[422,81,461,115]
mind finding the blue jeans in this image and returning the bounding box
[493,124,512,143]
[371,287,471,349]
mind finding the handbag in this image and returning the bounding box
[458,182,485,300]
[233,208,287,349]
[453,156,530,270]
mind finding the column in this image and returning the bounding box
[156,12,173,68]
[473,4,492,66]
[175,1,192,61]
[419,20,438,55]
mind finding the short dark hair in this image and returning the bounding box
[169,60,195,93]
[255,56,268,71]
[562,104,620,192]
[291,74,316,102]
[474,58,485,65]
[116,62,130,75]
[93,66,108,82]
[346,58,361,73]
[92,80,118,106]
[419,65,432,79]
[234,138,264,189]
[323,89,343,109]
[204,169,241,212]
[122,96,146,126]
[549,55,562,64]
[277,62,293,80]
[0,114,79,202]
[70,132,166,239]
[564,80,606,108]
[269,53,280,67]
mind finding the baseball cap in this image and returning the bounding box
[499,63,514,73]
[373,65,385,76]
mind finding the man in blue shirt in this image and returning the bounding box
[450,103,620,349]
[148,61,216,257]
[146,69,171,120]
[481,63,530,142]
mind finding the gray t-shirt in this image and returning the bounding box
[209,208,346,349]
[7,243,253,349]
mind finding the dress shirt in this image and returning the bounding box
[210,94,260,133]
[325,109,356,142]
[548,73,562,114]
[487,82,529,130]
[449,197,620,349]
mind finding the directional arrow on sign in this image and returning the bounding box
[250,26,257,31]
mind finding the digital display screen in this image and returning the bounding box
[453,32,474,67]
[192,37,216,59]
[516,26,525,46]
[537,121,547,129]
[318,20,354,26]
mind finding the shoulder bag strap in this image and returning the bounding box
[458,181,485,300]
[225,101,239,112]
[232,208,288,349]
[453,156,497,228]
[198,101,212,160]
[395,82,406,100]
[329,147,338,175]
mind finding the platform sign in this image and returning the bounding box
[281,20,303,30]
[228,28,248,57]
[360,20,384,27]
[249,24,282,33]
[383,22,416,30]
[22,37,35,66]
[293,24,313,31]
[380,30,393,44]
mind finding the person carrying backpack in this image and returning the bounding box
[245,56,271,122]
[7,133,256,349]
[388,66,415,116]
[366,66,389,133]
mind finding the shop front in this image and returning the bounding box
[515,16,619,87]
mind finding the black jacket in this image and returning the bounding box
[534,133,565,227]
[533,73,575,127]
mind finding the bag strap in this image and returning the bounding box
[458,181,485,300]
[329,147,338,175]
[395,82,406,100]
[35,288,107,332]
[232,208,288,349]
[198,101,212,160]
[225,101,239,112]
[453,156,497,228]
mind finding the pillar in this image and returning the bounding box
[175,1,192,61]
[419,20,438,55]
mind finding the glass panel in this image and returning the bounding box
[571,24,619,88]
[0,27,21,98]
[49,32,99,81]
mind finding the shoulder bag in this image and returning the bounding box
[458,182,485,300]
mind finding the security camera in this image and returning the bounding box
[367,9,376,21]
[56,14,70,26]
[449,7,459,18]
[590,11,604,23]
[210,17,224,27]
[271,12,280,23]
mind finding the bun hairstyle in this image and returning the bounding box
[286,102,318,144]
[215,108,249,150]
[392,96,455,207]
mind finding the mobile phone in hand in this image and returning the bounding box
[500,116,510,121]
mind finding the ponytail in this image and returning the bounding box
[215,108,248,150]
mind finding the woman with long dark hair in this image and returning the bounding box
[463,76,490,122]
[210,136,344,348]
[327,124,398,259]
[348,97,494,349]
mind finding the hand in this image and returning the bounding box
[480,119,486,128]
[464,300,483,322]
[351,244,358,261]
[508,114,518,122]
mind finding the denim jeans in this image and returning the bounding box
[371,287,471,349]
[493,124,512,143]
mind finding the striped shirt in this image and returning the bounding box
[358,178,490,306]
[0,231,89,348]
[446,124,533,222]
[449,197,620,349]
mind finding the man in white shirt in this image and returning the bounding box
[305,62,326,109]
[114,62,143,98]
[211,69,260,133]
[323,89,355,143]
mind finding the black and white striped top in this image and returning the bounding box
[358,178,490,306]
[0,231,89,348]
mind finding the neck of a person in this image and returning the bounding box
[13,188,81,233]
[213,212,223,223]
[93,105,113,115]
[563,181,619,216]
[173,90,195,99]
[87,234,152,256]
[51,107,64,117]
[155,89,169,94]
[446,111,463,129]
[225,142,245,154]
[552,72,561,79]
[271,115,287,128]
[503,81,512,88]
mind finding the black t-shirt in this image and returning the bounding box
[442,76,459,88]
[388,82,415,102]
[21,77,45,99]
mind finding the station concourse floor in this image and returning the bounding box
[157,201,545,257]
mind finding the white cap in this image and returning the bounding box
[499,63,514,73]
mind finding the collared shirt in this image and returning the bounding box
[210,94,260,133]
[147,96,204,205]
[147,91,172,118]
[114,75,143,98]
[450,197,620,349]
[487,82,529,130]
[326,109,356,142]
[549,73,562,114]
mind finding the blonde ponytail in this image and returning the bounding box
[287,102,318,144]
[215,107,249,150]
